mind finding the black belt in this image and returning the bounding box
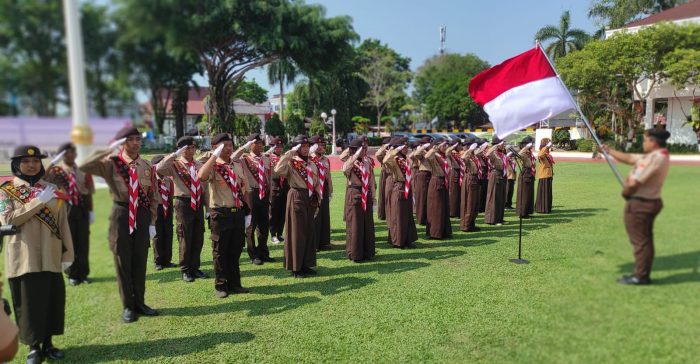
[291,187,309,192]
[174,196,190,201]
[213,207,243,213]
[348,185,362,190]
[434,176,445,179]
[113,201,128,207]
[626,196,661,203]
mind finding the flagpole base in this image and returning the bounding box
[509,258,529,264]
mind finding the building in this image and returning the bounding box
[605,0,700,145]
[268,93,286,114]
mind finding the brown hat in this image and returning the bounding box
[389,137,406,147]
[11,145,47,160]
[269,137,284,147]
[247,133,262,142]
[177,136,196,148]
[349,138,364,148]
[309,135,325,144]
[115,126,140,140]
[291,135,309,147]
[419,136,432,144]
[57,142,75,153]
[212,133,232,145]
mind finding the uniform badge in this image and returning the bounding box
[144,169,151,178]
[27,148,35,156]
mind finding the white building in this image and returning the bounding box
[268,94,286,114]
[606,0,700,145]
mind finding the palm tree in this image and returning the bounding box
[534,11,590,60]
[267,58,299,121]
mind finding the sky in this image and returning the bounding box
[239,0,601,94]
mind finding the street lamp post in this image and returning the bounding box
[330,109,337,155]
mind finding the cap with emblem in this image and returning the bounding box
[309,135,325,144]
[419,136,432,144]
[247,133,262,142]
[115,126,140,140]
[212,133,232,145]
[349,138,364,149]
[432,137,445,146]
[389,136,406,147]
[57,142,76,153]
[268,137,284,147]
[521,136,534,145]
[291,135,309,147]
[11,145,47,160]
[492,136,503,145]
[177,136,196,148]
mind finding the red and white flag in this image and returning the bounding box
[468,46,576,138]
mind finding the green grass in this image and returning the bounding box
[1,162,699,363]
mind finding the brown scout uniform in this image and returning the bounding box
[152,165,174,268]
[447,144,463,218]
[267,150,289,240]
[504,152,517,209]
[342,150,376,261]
[535,146,554,213]
[516,147,536,218]
[484,145,507,225]
[311,152,332,250]
[459,148,482,231]
[412,146,432,226]
[424,147,452,239]
[375,144,389,221]
[383,148,418,248]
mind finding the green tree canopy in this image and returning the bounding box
[236,79,268,105]
[588,0,686,29]
[265,113,286,138]
[534,11,591,60]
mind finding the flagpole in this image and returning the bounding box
[535,43,625,187]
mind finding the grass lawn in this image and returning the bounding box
[1,161,699,363]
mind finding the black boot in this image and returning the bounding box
[27,344,43,364]
[42,336,65,360]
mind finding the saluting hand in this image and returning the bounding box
[546,142,552,148]
[469,143,478,151]
[175,145,189,157]
[291,144,302,152]
[243,140,255,149]
[525,143,533,149]
[353,146,363,158]
[49,150,66,166]
[109,138,127,150]
[36,186,56,204]
[212,144,225,158]
[265,146,276,155]
[309,144,318,154]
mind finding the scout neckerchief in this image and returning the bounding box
[470,153,484,179]
[291,158,314,197]
[544,150,555,166]
[50,165,80,206]
[451,151,465,187]
[437,152,449,187]
[353,158,369,211]
[214,162,242,208]
[111,153,151,234]
[312,155,327,198]
[396,155,411,199]
[528,152,536,175]
[244,154,266,200]
[156,172,172,218]
[174,159,202,210]
[507,154,517,177]
[268,152,285,186]
[0,182,61,239]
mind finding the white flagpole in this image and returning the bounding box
[536,42,625,186]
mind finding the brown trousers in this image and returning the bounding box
[246,189,270,260]
[624,199,663,280]
[174,198,205,273]
[345,187,376,261]
[210,207,246,291]
[388,181,418,247]
[460,174,480,231]
[448,171,461,218]
[535,177,553,213]
[9,272,65,345]
[269,179,288,237]
[67,202,90,280]
[484,172,506,224]
[414,171,431,225]
[426,176,452,239]
[108,204,150,309]
[478,177,488,213]
[283,188,317,272]
[153,202,174,266]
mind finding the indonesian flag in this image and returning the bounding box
[468,46,576,138]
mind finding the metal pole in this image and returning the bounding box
[332,116,337,155]
[536,43,625,186]
[63,0,92,164]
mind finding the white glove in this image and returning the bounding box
[547,142,552,148]
[212,144,225,157]
[244,215,252,228]
[498,141,505,146]
[175,145,188,156]
[62,261,72,273]
[36,186,56,204]
[291,144,301,152]
[50,150,66,166]
[243,140,255,149]
[396,145,405,152]
[353,146,363,158]
[266,146,276,154]
[89,211,95,224]
[469,143,477,151]
[149,225,156,239]
[507,151,513,157]
[109,138,127,150]
[309,144,318,154]
[525,143,533,149]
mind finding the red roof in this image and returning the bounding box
[625,0,700,28]
[156,87,210,115]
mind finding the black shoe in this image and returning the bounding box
[165,262,177,268]
[182,272,195,283]
[230,286,250,294]
[122,308,138,323]
[68,278,80,286]
[261,257,275,263]
[154,264,164,271]
[406,244,417,249]
[81,277,92,284]
[302,267,317,275]
[26,348,43,364]
[617,275,651,285]
[353,259,364,263]
[505,206,514,210]
[193,270,208,279]
[251,258,263,265]
[216,290,229,299]
[277,235,284,242]
[292,271,307,278]
[43,345,65,360]
[319,245,333,251]
[135,303,158,316]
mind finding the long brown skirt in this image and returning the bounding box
[345,187,376,261]
[516,171,535,218]
[478,178,488,213]
[448,172,461,218]
[426,177,453,239]
[388,182,418,247]
[9,272,65,345]
[414,170,431,225]
[411,167,419,213]
[283,188,317,271]
[484,172,506,224]
[535,177,553,214]
[460,174,481,231]
[377,168,388,220]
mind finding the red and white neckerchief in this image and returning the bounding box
[397,156,411,199]
[218,163,241,208]
[355,158,369,211]
[312,155,327,197]
[507,155,517,176]
[528,153,536,175]
[471,155,484,179]
[437,153,449,187]
[545,151,555,166]
[304,161,314,197]
[452,152,465,187]
[66,166,80,206]
[185,160,201,210]
[269,153,284,185]
[255,155,266,200]
[120,152,139,234]
[157,174,171,217]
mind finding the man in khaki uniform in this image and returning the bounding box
[601,128,671,285]
[156,136,207,282]
[45,142,95,286]
[198,133,251,298]
[80,127,158,323]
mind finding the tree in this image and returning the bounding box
[588,0,686,29]
[534,11,590,60]
[233,114,261,139]
[413,53,490,128]
[265,113,285,138]
[285,113,305,137]
[267,58,298,121]
[352,116,370,135]
[237,79,268,105]
[118,0,357,131]
[663,48,700,145]
[356,39,412,130]
[309,118,327,137]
